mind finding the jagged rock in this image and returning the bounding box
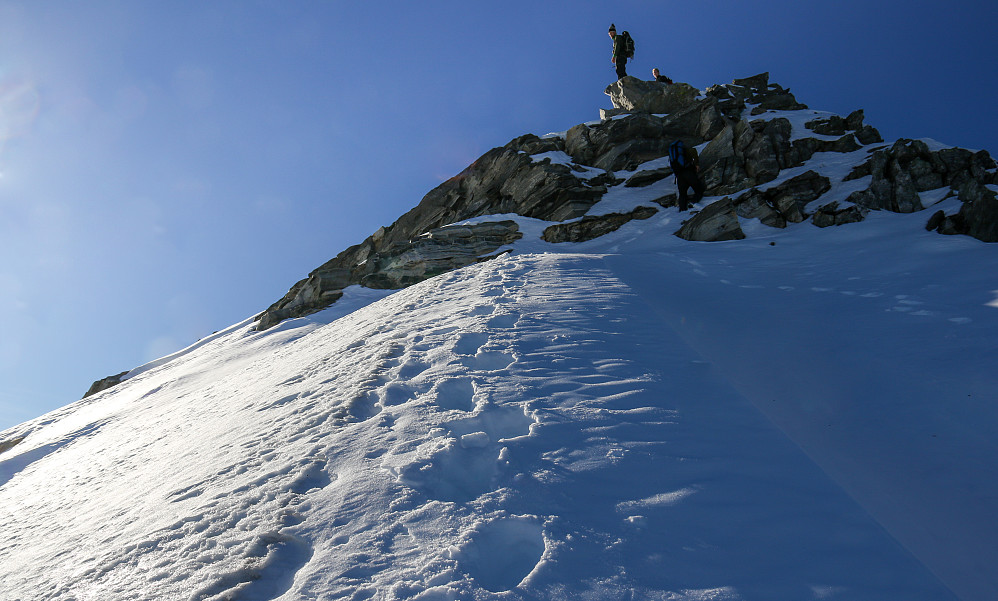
[812,201,870,228]
[731,73,770,90]
[726,72,808,112]
[733,171,832,228]
[625,167,672,187]
[567,98,726,172]
[567,113,672,172]
[806,109,883,145]
[603,76,700,114]
[806,114,847,136]
[414,133,608,223]
[542,206,658,243]
[845,139,996,216]
[927,181,998,242]
[704,84,747,121]
[84,371,129,398]
[257,221,523,330]
[856,125,884,146]
[925,210,946,232]
[0,436,25,455]
[675,198,746,242]
[700,118,795,195]
[362,221,523,288]
[845,109,866,131]
[789,134,862,165]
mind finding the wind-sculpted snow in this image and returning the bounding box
[4,231,990,599]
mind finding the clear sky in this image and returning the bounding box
[1,0,996,431]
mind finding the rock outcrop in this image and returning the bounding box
[675,198,745,242]
[603,76,700,114]
[0,436,25,455]
[624,167,672,188]
[84,371,129,399]
[250,72,998,333]
[811,201,869,228]
[699,116,868,198]
[732,171,832,228]
[845,139,997,216]
[806,109,883,145]
[567,99,726,172]
[704,72,808,119]
[542,206,658,243]
[257,221,523,330]
[926,182,998,242]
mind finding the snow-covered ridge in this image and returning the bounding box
[2,73,998,601]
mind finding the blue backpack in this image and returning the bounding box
[669,140,686,169]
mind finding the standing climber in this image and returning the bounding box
[608,24,634,81]
[652,68,673,84]
[669,140,705,211]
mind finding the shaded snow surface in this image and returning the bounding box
[2,162,998,600]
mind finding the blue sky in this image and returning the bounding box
[0,0,995,431]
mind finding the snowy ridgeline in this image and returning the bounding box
[2,189,998,601]
[3,79,998,600]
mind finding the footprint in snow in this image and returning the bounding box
[435,377,476,412]
[486,312,519,330]
[396,405,534,502]
[458,517,546,593]
[461,351,515,372]
[453,332,490,356]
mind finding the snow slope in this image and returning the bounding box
[2,112,997,600]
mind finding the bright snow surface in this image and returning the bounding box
[2,114,998,600]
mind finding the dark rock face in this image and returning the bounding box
[701,117,866,198]
[363,221,524,289]
[566,99,726,172]
[928,181,998,242]
[699,118,794,195]
[542,206,658,243]
[733,171,832,228]
[402,133,609,228]
[84,371,129,398]
[726,72,808,114]
[812,201,870,228]
[675,198,745,242]
[806,109,883,145]
[846,139,997,216]
[257,221,523,330]
[625,167,673,188]
[0,436,26,455]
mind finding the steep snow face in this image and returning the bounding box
[3,206,996,600]
[2,101,997,599]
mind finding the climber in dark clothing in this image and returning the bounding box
[609,24,629,80]
[652,68,673,84]
[669,140,705,212]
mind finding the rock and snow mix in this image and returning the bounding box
[2,75,997,601]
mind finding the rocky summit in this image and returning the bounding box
[87,71,998,392]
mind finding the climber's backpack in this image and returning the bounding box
[620,31,635,59]
[669,140,686,169]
